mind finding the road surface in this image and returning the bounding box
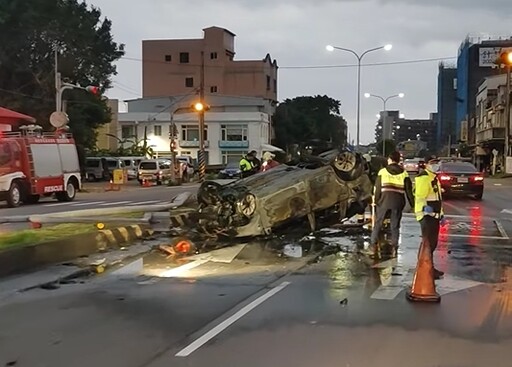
[1,179,512,366]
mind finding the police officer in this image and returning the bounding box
[414,155,445,279]
[365,151,414,256]
[240,151,256,178]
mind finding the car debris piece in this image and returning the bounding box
[193,149,372,239]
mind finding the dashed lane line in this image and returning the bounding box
[175,281,291,357]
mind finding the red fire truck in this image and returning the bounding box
[0,125,82,207]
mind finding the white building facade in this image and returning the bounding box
[116,95,277,165]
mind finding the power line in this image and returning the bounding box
[118,54,457,70]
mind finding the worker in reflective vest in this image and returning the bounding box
[365,151,414,257]
[414,155,446,279]
[240,151,256,178]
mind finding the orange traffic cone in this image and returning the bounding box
[406,240,441,303]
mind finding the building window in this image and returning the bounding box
[121,125,135,139]
[164,54,171,62]
[266,76,271,90]
[222,151,247,164]
[210,52,218,59]
[181,125,208,141]
[185,77,194,88]
[180,52,189,63]
[210,86,218,93]
[154,125,162,136]
[221,124,248,141]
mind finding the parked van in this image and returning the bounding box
[85,157,125,181]
[137,159,173,185]
[120,156,144,180]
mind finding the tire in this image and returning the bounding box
[6,181,22,208]
[23,194,40,204]
[87,174,96,182]
[333,151,363,181]
[56,178,77,202]
[474,192,483,201]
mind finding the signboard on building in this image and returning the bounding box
[460,120,468,142]
[479,47,501,67]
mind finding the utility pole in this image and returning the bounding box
[505,65,511,161]
[198,51,206,183]
[55,48,61,112]
[169,100,180,186]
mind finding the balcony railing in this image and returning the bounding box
[218,140,250,148]
[476,127,505,143]
[179,140,209,148]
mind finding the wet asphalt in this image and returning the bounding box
[1,181,512,366]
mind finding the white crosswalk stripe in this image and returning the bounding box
[43,200,168,208]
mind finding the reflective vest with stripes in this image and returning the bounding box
[375,168,408,195]
[414,169,444,221]
[240,158,254,172]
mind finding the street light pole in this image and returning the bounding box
[326,44,392,150]
[505,65,511,159]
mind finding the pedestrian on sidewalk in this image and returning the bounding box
[414,155,446,279]
[365,151,414,257]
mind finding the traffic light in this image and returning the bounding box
[170,140,176,151]
[85,85,100,95]
[497,48,512,66]
[192,102,210,112]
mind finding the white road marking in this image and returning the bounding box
[494,220,509,239]
[449,234,507,240]
[160,259,211,278]
[126,200,161,206]
[98,201,132,206]
[494,183,503,186]
[72,201,106,206]
[371,272,408,300]
[43,202,74,207]
[501,209,512,215]
[175,281,291,357]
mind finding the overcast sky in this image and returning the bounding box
[92,0,512,144]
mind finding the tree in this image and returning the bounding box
[0,0,125,151]
[376,139,397,156]
[273,95,348,150]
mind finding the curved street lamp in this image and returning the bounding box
[326,44,392,149]
[364,92,405,111]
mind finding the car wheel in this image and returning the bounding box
[88,174,96,182]
[6,181,22,208]
[474,192,483,200]
[333,151,364,181]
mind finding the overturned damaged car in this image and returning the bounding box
[193,150,374,238]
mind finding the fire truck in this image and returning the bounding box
[0,125,82,207]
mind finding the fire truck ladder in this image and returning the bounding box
[25,145,37,195]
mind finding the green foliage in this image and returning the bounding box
[273,95,348,148]
[376,139,397,156]
[0,0,125,150]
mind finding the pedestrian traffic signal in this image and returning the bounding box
[85,85,100,95]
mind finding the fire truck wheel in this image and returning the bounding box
[6,181,22,208]
[56,178,78,202]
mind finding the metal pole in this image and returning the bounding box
[198,51,206,183]
[55,49,61,112]
[356,58,362,151]
[505,65,511,161]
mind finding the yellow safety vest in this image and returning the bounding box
[375,168,409,195]
[414,169,444,221]
[240,158,254,172]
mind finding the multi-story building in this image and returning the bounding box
[456,36,512,143]
[436,62,458,150]
[117,95,277,164]
[95,99,120,151]
[475,74,508,153]
[142,26,278,103]
[375,111,437,152]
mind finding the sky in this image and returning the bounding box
[91,0,512,144]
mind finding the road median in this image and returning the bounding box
[0,223,154,278]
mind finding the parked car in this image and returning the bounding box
[120,156,144,180]
[437,161,484,200]
[194,150,373,238]
[403,158,425,174]
[137,159,173,185]
[177,156,195,182]
[218,162,242,179]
